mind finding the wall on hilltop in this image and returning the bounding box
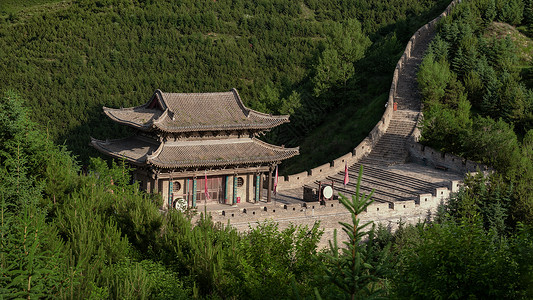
[278,0,463,190]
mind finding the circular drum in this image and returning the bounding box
[173,198,186,211]
[322,186,333,199]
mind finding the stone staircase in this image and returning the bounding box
[361,113,418,166]
[324,163,447,206]
[308,24,449,205]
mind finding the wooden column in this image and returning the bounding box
[255,174,260,203]
[225,175,229,204]
[267,167,272,203]
[168,181,173,209]
[192,177,197,207]
[246,174,252,202]
[233,175,238,204]
[185,179,189,207]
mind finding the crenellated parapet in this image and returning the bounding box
[208,179,464,225]
[407,141,491,174]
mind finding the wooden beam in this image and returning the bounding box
[157,166,270,179]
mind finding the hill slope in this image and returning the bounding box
[0,0,450,172]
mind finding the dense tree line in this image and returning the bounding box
[1,92,532,298]
[0,0,450,173]
[417,0,533,223]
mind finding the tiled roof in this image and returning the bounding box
[90,136,159,165]
[91,136,299,169]
[103,89,290,133]
[103,106,162,130]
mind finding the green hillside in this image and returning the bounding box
[0,0,450,173]
[417,0,533,225]
[2,1,533,299]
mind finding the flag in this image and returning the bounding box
[204,172,210,200]
[344,163,349,186]
[273,165,278,195]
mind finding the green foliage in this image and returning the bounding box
[0,90,77,298]
[0,90,79,211]
[439,172,512,236]
[318,166,390,299]
[391,175,533,299]
[463,117,521,175]
[498,0,525,25]
[0,201,73,298]
[101,259,189,300]
[160,211,323,299]
[419,95,472,154]
[312,19,371,97]
[511,130,533,224]
[235,221,323,299]
[394,220,523,299]
[0,0,450,173]
[418,0,533,223]
[513,223,533,297]
[425,0,533,134]
[417,54,452,103]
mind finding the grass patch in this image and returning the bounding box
[300,3,314,20]
[485,22,533,90]
[0,0,68,20]
[486,22,533,64]
[0,0,62,13]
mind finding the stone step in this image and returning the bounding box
[330,172,431,198]
[350,163,442,192]
[360,157,407,166]
[327,178,405,203]
[332,183,398,204]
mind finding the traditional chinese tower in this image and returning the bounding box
[91,89,299,208]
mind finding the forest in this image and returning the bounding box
[417,0,533,224]
[0,0,452,173]
[1,0,533,299]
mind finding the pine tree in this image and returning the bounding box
[317,166,390,299]
[0,91,73,298]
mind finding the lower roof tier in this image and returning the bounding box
[91,136,299,169]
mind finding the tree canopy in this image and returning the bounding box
[0,0,450,173]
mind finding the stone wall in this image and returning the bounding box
[407,140,489,174]
[277,0,463,191]
[207,179,463,247]
[213,180,461,224]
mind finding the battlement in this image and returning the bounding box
[408,141,490,174]
[209,180,463,225]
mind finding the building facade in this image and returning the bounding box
[91,89,298,209]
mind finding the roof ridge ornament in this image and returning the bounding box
[146,141,165,162]
[151,89,167,111]
[230,88,250,117]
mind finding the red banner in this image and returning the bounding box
[344,163,349,186]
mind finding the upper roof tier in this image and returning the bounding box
[103,89,290,133]
[90,136,299,169]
